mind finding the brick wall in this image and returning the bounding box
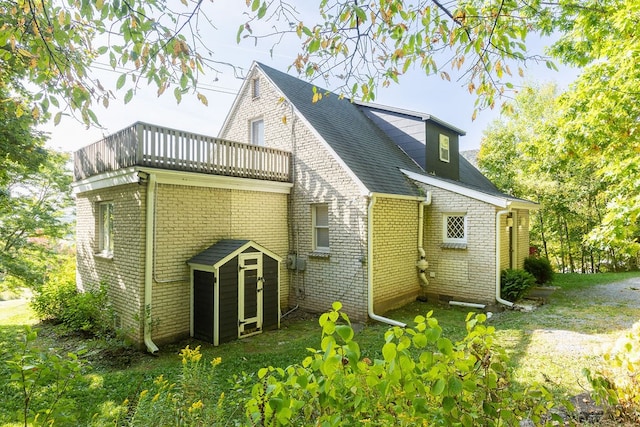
[76,181,288,346]
[221,68,371,321]
[75,184,146,344]
[151,184,289,344]
[515,209,531,268]
[415,184,499,304]
[372,197,422,312]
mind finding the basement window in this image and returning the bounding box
[443,213,467,246]
[439,134,450,163]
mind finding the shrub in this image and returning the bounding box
[524,256,554,284]
[59,285,113,337]
[31,256,114,338]
[244,302,562,426]
[5,326,87,426]
[585,321,640,424]
[501,269,536,302]
[30,257,77,322]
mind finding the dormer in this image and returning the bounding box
[424,118,462,181]
[356,102,465,181]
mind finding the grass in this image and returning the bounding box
[1,271,639,425]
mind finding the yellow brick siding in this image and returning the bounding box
[515,209,531,268]
[372,198,421,312]
[75,184,146,344]
[76,181,289,346]
[151,184,289,344]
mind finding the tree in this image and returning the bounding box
[478,83,619,272]
[1,0,569,127]
[0,149,73,289]
[0,0,216,126]
[549,0,640,265]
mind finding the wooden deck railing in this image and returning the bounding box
[74,122,291,182]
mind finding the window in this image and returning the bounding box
[439,134,450,163]
[98,202,114,256]
[443,214,466,244]
[251,119,264,146]
[252,78,260,98]
[313,204,329,252]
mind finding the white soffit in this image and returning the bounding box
[72,167,138,194]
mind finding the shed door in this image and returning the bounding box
[238,253,263,337]
[193,270,214,343]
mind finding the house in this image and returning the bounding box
[73,62,537,352]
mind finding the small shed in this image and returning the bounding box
[187,239,281,346]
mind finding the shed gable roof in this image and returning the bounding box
[187,239,251,267]
[188,239,283,270]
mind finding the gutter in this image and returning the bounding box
[496,207,514,308]
[144,173,160,354]
[367,194,407,328]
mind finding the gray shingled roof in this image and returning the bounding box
[257,63,423,196]
[187,239,250,266]
[257,62,524,203]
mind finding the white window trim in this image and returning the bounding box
[98,201,114,257]
[443,213,467,244]
[312,204,329,252]
[439,134,450,163]
[250,118,264,146]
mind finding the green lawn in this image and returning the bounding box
[1,271,639,425]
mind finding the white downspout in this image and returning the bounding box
[496,207,514,307]
[417,192,432,286]
[144,173,159,354]
[367,194,406,328]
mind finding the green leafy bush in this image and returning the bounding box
[501,269,536,302]
[5,326,87,426]
[244,301,562,426]
[60,285,113,336]
[524,256,554,284]
[585,320,640,424]
[31,256,114,338]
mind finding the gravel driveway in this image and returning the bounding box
[542,277,640,355]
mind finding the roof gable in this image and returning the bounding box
[187,239,282,269]
[256,63,423,197]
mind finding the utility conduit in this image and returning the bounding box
[417,192,432,287]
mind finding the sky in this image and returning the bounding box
[42,0,579,155]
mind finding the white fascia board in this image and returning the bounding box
[257,65,371,197]
[72,167,139,194]
[509,200,541,211]
[401,169,538,209]
[73,166,292,195]
[139,167,292,194]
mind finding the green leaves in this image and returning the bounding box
[244,303,558,425]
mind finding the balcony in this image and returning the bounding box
[74,122,291,182]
